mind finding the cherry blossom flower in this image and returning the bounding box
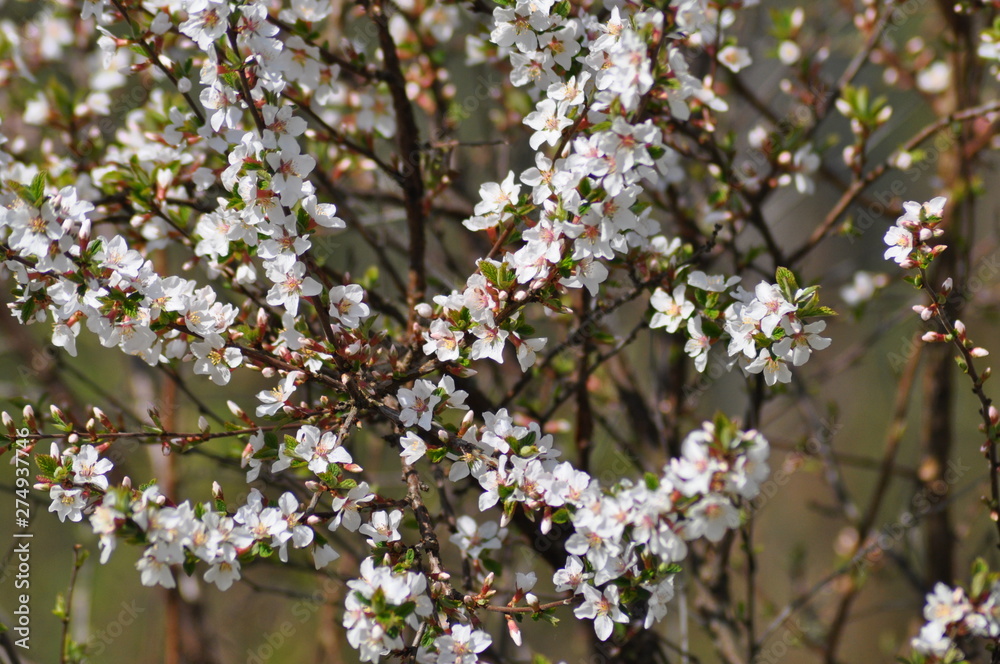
[400,431,427,464]
[256,371,301,417]
[687,271,741,293]
[69,445,114,491]
[398,380,441,430]
[883,225,915,265]
[450,516,506,559]
[191,335,243,385]
[179,0,230,50]
[292,426,353,474]
[574,584,628,641]
[204,557,241,591]
[718,45,752,72]
[49,486,86,522]
[650,285,695,333]
[331,482,376,532]
[265,255,322,316]
[360,510,403,545]
[329,284,371,328]
[423,319,463,361]
[524,99,573,149]
[683,317,712,372]
[745,342,793,386]
[433,624,492,664]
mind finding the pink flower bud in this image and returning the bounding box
[990,405,999,425]
[955,320,967,338]
[922,331,946,343]
[970,347,990,358]
[940,278,953,294]
[414,303,433,318]
[506,615,522,646]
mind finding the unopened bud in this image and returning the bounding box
[940,278,953,295]
[990,405,999,426]
[540,511,552,535]
[437,428,449,443]
[22,405,35,430]
[458,409,475,436]
[227,400,244,418]
[212,481,223,500]
[955,320,967,338]
[922,331,946,343]
[513,290,528,302]
[198,416,210,433]
[415,302,433,318]
[506,615,522,646]
[122,476,132,489]
[919,228,933,242]
[970,347,990,358]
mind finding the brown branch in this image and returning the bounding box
[365,0,427,328]
[787,99,1000,265]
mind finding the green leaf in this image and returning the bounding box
[27,171,47,205]
[775,266,798,300]
[479,260,500,286]
[52,592,67,619]
[35,454,59,478]
[427,447,450,463]
[644,472,659,491]
[551,508,570,524]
